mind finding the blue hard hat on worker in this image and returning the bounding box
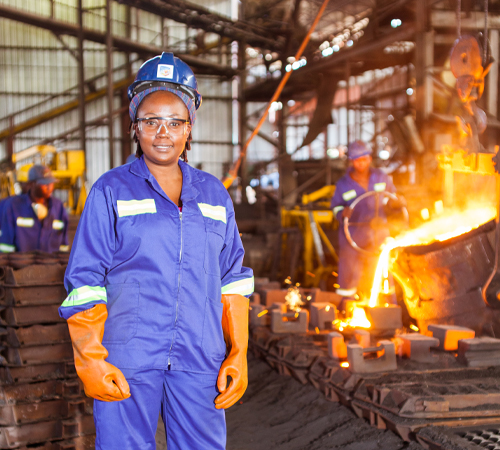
[127,52,202,125]
[28,165,57,185]
[348,140,373,160]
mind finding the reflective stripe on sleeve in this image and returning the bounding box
[342,190,357,201]
[117,199,156,217]
[61,285,107,308]
[198,203,227,224]
[59,245,69,252]
[333,206,344,215]
[53,220,64,230]
[17,217,35,228]
[374,182,386,192]
[221,277,254,296]
[0,243,15,253]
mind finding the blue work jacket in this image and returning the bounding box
[0,197,13,232]
[0,194,69,253]
[59,157,254,374]
[331,167,396,250]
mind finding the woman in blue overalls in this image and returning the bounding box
[331,140,403,301]
[59,53,253,449]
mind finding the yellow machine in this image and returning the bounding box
[2,145,87,215]
[280,185,338,288]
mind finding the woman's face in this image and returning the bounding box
[135,91,191,168]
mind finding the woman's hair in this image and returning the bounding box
[131,125,192,163]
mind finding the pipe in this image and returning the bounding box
[222,0,331,188]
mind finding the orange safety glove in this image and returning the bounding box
[67,304,131,402]
[215,294,249,410]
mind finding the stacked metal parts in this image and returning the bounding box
[0,252,95,450]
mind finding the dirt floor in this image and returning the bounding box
[155,353,424,450]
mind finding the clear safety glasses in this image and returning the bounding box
[136,117,189,136]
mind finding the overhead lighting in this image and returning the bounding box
[346,40,353,47]
[406,88,414,96]
[391,18,402,28]
[379,149,390,160]
[285,64,292,72]
[322,47,334,57]
[327,148,340,159]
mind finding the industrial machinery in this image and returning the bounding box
[279,185,338,289]
[0,145,87,215]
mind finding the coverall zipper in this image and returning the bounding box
[168,210,183,369]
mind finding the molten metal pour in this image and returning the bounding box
[369,206,497,308]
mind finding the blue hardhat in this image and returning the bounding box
[127,52,202,109]
[348,140,373,160]
[28,164,57,185]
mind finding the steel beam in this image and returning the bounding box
[0,3,235,77]
[431,10,500,29]
[117,0,283,51]
[106,0,114,169]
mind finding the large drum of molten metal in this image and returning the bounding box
[391,220,500,335]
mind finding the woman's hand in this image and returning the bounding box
[215,351,248,409]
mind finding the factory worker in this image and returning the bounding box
[331,140,403,301]
[0,164,69,253]
[0,164,33,231]
[58,52,253,450]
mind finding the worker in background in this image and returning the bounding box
[0,164,32,231]
[0,164,69,253]
[331,140,404,302]
[58,52,253,450]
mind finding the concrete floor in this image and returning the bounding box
[155,353,424,449]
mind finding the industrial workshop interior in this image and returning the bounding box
[4,0,500,449]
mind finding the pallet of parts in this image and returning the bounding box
[355,377,500,419]
[352,397,500,443]
[0,397,93,426]
[268,335,325,369]
[2,342,73,365]
[309,356,343,381]
[0,414,95,449]
[14,434,96,450]
[0,305,64,326]
[286,364,310,385]
[249,327,289,353]
[0,362,76,385]
[0,379,82,406]
[307,372,341,402]
[0,264,66,286]
[0,285,67,307]
[3,324,70,347]
[265,355,292,378]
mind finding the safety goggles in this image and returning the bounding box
[136,117,189,136]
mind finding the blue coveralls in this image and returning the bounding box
[0,197,13,233]
[58,157,254,450]
[0,193,69,253]
[331,167,395,298]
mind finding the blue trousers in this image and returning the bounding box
[93,369,226,450]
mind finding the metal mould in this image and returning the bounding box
[1,342,73,365]
[0,264,66,286]
[0,285,67,307]
[0,362,76,385]
[0,397,93,426]
[0,305,64,326]
[0,379,82,406]
[0,414,95,449]
[3,324,70,347]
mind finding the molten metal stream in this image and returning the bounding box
[368,206,496,307]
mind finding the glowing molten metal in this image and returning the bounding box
[285,286,304,312]
[369,206,496,307]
